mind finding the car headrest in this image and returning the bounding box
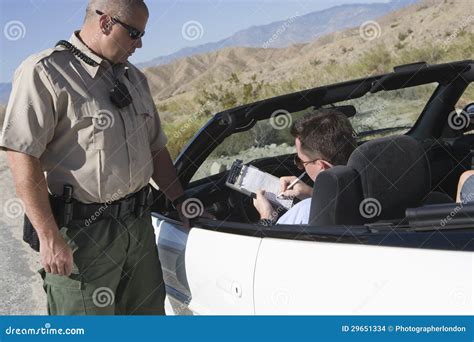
[347,135,431,220]
[308,165,364,226]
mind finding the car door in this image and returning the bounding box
[254,234,474,315]
[152,213,262,315]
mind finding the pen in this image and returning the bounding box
[277,172,306,198]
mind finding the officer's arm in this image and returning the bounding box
[151,147,192,228]
[6,150,73,275]
[151,147,185,202]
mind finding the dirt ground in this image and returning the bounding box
[0,152,46,315]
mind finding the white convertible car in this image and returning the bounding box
[151,60,474,315]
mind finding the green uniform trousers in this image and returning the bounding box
[39,210,166,315]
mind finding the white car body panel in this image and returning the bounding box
[153,217,473,315]
[185,229,261,315]
[254,238,473,315]
[153,216,261,315]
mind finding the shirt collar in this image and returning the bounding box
[68,31,104,78]
[68,31,130,80]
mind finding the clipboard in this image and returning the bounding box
[226,159,294,210]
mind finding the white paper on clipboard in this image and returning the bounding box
[226,162,294,210]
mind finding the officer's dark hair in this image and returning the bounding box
[84,0,148,23]
[290,108,357,166]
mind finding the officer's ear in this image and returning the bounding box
[98,13,114,35]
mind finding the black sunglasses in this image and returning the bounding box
[96,10,145,40]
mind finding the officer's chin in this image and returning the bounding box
[118,54,129,64]
[108,52,128,65]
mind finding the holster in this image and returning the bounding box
[23,214,41,252]
[23,194,58,252]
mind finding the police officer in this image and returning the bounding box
[0,0,192,314]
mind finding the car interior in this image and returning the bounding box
[151,60,474,237]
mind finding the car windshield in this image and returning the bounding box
[191,82,439,182]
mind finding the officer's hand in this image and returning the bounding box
[199,210,216,220]
[39,231,74,276]
[176,203,191,229]
[176,204,216,230]
[279,176,312,200]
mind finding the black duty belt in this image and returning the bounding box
[23,185,153,252]
[50,185,152,225]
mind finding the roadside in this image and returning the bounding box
[0,151,46,315]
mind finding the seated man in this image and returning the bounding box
[253,108,357,225]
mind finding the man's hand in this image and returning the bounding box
[253,190,277,220]
[39,230,74,276]
[176,203,191,229]
[279,176,312,200]
[6,151,73,276]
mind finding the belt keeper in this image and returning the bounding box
[62,185,74,226]
[135,187,148,217]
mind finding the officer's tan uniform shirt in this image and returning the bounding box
[0,32,168,203]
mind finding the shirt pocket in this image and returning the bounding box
[71,100,117,151]
[134,101,154,145]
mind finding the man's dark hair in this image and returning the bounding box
[290,108,357,165]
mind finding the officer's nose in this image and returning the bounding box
[135,37,143,49]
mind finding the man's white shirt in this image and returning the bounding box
[277,198,312,225]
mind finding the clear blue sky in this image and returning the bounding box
[0,0,389,83]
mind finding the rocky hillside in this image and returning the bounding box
[146,0,472,105]
[142,0,473,157]
[138,0,416,69]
